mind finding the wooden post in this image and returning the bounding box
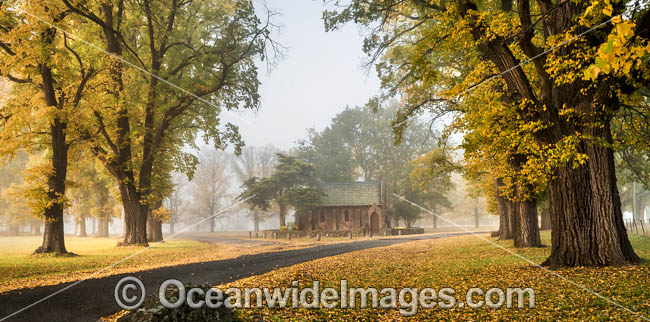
[633,219,639,234]
[288,232,292,240]
[348,231,352,239]
[263,231,267,239]
[249,231,252,238]
[640,220,646,236]
[316,233,321,241]
[255,232,259,238]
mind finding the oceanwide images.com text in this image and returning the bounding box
[115,277,535,316]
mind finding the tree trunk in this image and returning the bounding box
[136,153,154,242]
[30,222,40,235]
[431,204,438,229]
[120,206,126,238]
[152,219,162,241]
[169,222,175,234]
[279,204,287,227]
[118,183,148,246]
[474,206,480,228]
[76,217,87,237]
[147,212,163,242]
[210,218,215,233]
[253,211,260,232]
[540,207,551,230]
[506,200,518,240]
[543,125,640,267]
[146,215,152,241]
[34,63,68,255]
[97,8,148,247]
[8,223,19,236]
[103,216,110,237]
[495,178,513,240]
[513,199,542,247]
[97,216,109,237]
[37,217,67,254]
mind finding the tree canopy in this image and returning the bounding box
[324,0,650,266]
[239,153,322,227]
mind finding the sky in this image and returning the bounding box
[234,0,381,150]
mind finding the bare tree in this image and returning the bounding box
[232,145,277,231]
[190,150,232,232]
[164,173,188,234]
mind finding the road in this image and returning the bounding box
[0,232,478,322]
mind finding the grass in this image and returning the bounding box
[0,235,322,293]
[211,231,650,321]
[0,229,463,293]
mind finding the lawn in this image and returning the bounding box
[212,232,650,321]
[0,235,319,293]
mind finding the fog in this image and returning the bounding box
[238,0,381,149]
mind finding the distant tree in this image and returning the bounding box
[68,157,116,237]
[164,173,189,234]
[232,146,277,231]
[294,103,436,226]
[295,127,356,182]
[0,151,31,235]
[239,153,322,227]
[394,186,422,228]
[409,148,455,228]
[614,94,650,221]
[191,150,232,232]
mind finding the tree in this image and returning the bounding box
[294,103,436,226]
[145,151,178,242]
[459,86,543,247]
[232,145,277,231]
[613,92,650,221]
[239,153,322,227]
[0,1,100,253]
[409,148,455,228]
[0,151,31,235]
[164,172,189,234]
[59,0,279,245]
[324,0,650,266]
[190,150,232,233]
[68,157,117,237]
[295,128,356,182]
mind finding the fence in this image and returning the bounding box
[247,229,392,240]
[624,219,649,235]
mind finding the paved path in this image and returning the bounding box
[0,232,478,322]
